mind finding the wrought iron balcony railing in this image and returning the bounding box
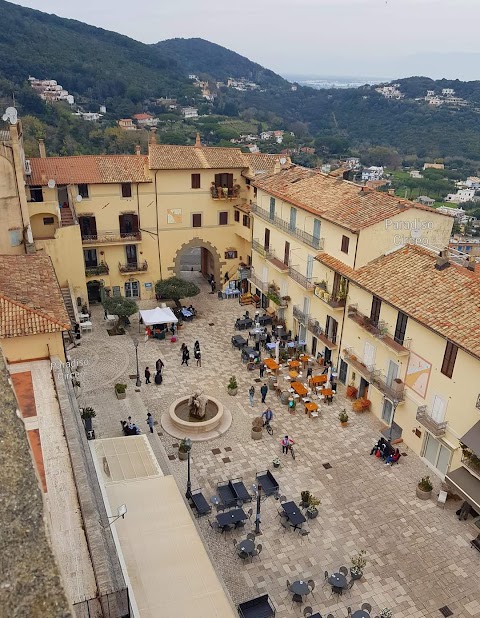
[251,203,324,250]
[82,231,142,244]
[416,405,447,437]
[118,260,148,273]
[288,266,314,290]
[293,305,309,324]
[347,305,411,355]
[85,262,109,277]
[371,371,406,402]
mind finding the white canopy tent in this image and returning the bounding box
[139,307,178,326]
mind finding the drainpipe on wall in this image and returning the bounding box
[154,170,163,281]
[336,232,359,373]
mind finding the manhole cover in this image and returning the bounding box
[323,463,332,469]
[212,448,221,455]
[439,606,453,617]
[225,447,232,452]
[209,323,215,326]
[168,455,176,461]
[172,443,178,448]
[222,457,231,463]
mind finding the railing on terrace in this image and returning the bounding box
[210,186,240,199]
[252,238,271,258]
[307,317,324,337]
[247,269,268,292]
[251,203,324,250]
[314,286,346,309]
[347,304,411,355]
[82,231,142,244]
[85,262,109,277]
[343,347,376,379]
[371,371,406,402]
[118,261,148,273]
[293,305,309,324]
[289,266,314,290]
[416,405,447,437]
[461,454,480,481]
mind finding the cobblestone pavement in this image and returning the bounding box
[72,274,480,618]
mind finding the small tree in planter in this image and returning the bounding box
[306,495,321,519]
[272,457,281,469]
[339,409,349,426]
[251,417,263,440]
[227,376,238,396]
[416,475,433,500]
[300,491,311,508]
[103,297,138,334]
[178,437,192,461]
[115,383,127,400]
[350,550,367,580]
[379,609,393,618]
[80,407,96,431]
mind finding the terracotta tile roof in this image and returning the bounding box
[0,255,70,338]
[133,113,153,120]
[27,155,151,185]
[149,144,247,169]
[318,245,480,358]
[253,166,446,232]
[242,153,291,178]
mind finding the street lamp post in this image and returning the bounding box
[388,398,400,441]
[255,484,263,535]
[185,438,193,499]
[133,338,141,387]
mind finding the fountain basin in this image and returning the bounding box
[162,395,231,442]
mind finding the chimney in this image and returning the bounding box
[195,132,201,148]
[388,188,395,196]
[467,255,477,272]
[435,248,450,271]
[135,144,141,156]
[398,201,407,209]
[38,139,46,158]
[149,127,157,144]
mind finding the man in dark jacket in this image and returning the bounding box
[260,383,268,403]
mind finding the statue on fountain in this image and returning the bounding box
[188,391,208,419]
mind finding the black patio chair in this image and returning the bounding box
[345,579,355,596]
[339,566,349,576]
[291,593,303,608]
[362,602,372,613]
[322,570,329,587]
[303,607,313,617]
[307,579,316,600]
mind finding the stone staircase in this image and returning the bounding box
[61,288,76,326]
[60,207,75,226]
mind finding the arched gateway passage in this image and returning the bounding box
[171,237,225,287]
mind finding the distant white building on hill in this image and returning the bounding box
[445,188,476,203]
[182,107,198,119]
[29,76,74,105]
[375,84,404,99]
[361,166,384,182]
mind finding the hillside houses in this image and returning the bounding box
[375,84,404,99]
[28,76,74,105]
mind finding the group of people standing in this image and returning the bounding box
[370,437,401,465]
[180,341,201,366]
[249,382,269,406]
[144,357,165,385]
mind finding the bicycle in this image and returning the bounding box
[289,444,296,460]
[264,420,274,436]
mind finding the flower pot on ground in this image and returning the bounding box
[115,383,127,400]
[379,609,393,618]
[350,550,367,580]
[227,375,238,396]
[251,417,263,440]
[416,475,433,500]
[300,490,311,508]
[306,495,320,518]
[339,409,349,426]
[273,458,281,469]
[178,437,192,461]
[81,407,96,431]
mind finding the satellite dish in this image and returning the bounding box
[76,195,83,202]
[279,157,286,165]
[47,179,56,189]
[2,106,18,125]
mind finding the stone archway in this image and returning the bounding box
[171,237,225,286]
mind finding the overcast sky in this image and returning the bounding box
[11,0,480,80]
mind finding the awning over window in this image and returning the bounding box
[461,420,480,455]
[445,466,480,511]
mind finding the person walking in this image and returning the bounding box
[260,382,268,403]
[154,370,163,385]
[249,385,255,407]
[281,435,294,455]
[194,341,200,353]
[156,358,164,374]
[146,412,154,433]
[259,360,266,378]
[194,348,201,367]
[144,367,151,384]
[181,346,190,366]
[210,280,216,294]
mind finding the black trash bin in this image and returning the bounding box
[217,291,224,300]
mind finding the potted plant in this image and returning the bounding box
[392,378,404,395]
[350,550,367,580]
[281,295,291,302]
[416,475,433,500]
[273,457,281,469]
[300,490,311,508]
[115,383,127,400]
[251,417,263,440]
[178,437,192,461]
[346,384,358,399]
[80,406,96,432]
[306,495,321,519]
[339,409,349,426]
[379,609,393,618]
[227,376,238,396]
[318,280,328,291]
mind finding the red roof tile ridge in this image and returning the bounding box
[0,294,70,331]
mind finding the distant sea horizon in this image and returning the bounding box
[283,74,391,89]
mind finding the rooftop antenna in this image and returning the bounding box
[101,504,127,528]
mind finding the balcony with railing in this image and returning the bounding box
[293,305,309,324]
[267,251,289,273]
[371,371,406,402]
[252,238,271,258]
[85,262,109,277]
[288,266,314,290]
[82,230,142,245]
[247,269,268,293]
[314,286,346,310]
[118,260,148,274]
[347,305,411,356]
[306,318,337,349]
[251,203,324,250]
[461,453,480,481]
[343,347,375,379]
[210,186,240,200]
[416,405,447,437]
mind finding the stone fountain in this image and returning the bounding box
[161,391,231,441]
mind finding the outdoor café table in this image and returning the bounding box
[282,501,306,530]
[289,370,299,380]
[288,360,301,369]
[328,573,348,589]
[352,612,370,618]
[290,580,310,596]
[291,381,308,397]
[232,335,247,348]
[320,388,334,403]
[238,539,255,555]
[266,342,276,351]
[224,288,240,299]
[310,374,327,387]
[305,402,318,417]
[264,358,279,372]
[217,508,247,528]
[299,354,310,365]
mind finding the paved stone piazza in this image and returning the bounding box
[71,275,480,618]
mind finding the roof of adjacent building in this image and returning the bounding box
[253,166,445,232]
[133,113,153,120]
[316,244,480,358]
[27,155,151,185]
[0,255,71,338]
[242,153,291,179]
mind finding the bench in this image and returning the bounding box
[256,470,279,498]
[217,481,237,508]
[230,478,252,503]
[238,594,276,618]
[189,489,212,517]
